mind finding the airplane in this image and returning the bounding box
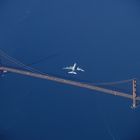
[63,63,85,74]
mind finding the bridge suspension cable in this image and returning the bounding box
[90,78,135,86]
[0,49,139,108]
[0,49,134,86]
[0,49,46,75]
[0,49,136,87]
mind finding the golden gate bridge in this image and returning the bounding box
[0,49,139,109]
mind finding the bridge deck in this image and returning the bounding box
[1,66,140,101]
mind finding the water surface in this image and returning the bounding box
[0,0,140,139]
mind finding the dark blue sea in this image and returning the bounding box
[0,0,140,140]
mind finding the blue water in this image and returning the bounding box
[1,0,140,139]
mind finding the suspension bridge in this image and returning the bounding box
[0,49,139,108]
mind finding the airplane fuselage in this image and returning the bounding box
[72,63,77,71]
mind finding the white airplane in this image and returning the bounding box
[63,63,85,74]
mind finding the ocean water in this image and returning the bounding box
[0,0,140,140]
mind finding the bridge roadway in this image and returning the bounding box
[1,66,140,101]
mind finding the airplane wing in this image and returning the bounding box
[63,66,73,70]
[68,71,77,74]
[77,67,85,72]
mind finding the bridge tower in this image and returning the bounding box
[132,79,137,109]
[0,55,3,74]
